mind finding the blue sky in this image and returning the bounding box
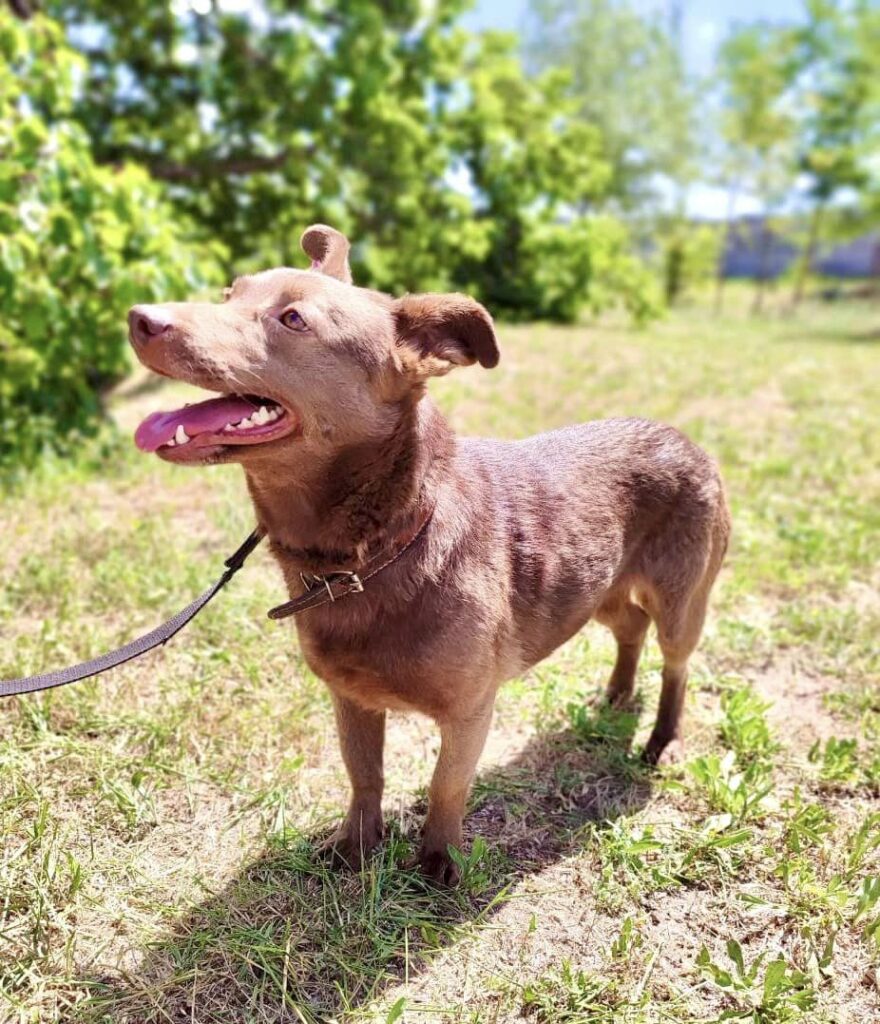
[466,0,806,76]
[466,1,809,216]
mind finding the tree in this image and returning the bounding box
[523,0,700,309]
[788,0,880,307]
[32,0,659,323]
[0,10,223,471]
[715,23,797,313]
[447,32,659,322]
[523,0,697,212]
[42,0,486,292]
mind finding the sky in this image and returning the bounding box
[465,0,810,218]
[466,0,805,75]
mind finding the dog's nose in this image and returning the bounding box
[128,305,174,347]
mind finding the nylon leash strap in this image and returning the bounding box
[0,531,263,699]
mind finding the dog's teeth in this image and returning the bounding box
[223,423,234,432]
[239,416,254,429]
[266,408,279,422]
[256,406,270,424]
[166,438,176,447]
[175,425,190,445]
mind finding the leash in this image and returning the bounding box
[0,509,433,699]
[0,531,263,699]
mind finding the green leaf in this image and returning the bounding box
[385,998,406,1024]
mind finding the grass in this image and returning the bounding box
[1,294,879,1022]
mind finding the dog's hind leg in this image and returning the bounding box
[642,514,729,765]
[417,697,495,886]
[320,695,386,869]
[642,592,707,766]
[594,590,651,708]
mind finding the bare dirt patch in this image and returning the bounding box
[749,654,853,749]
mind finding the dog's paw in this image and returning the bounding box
[606,688,637,711]
[316,821,383,871]
[588,688,635,713]
[408,846,461,887]
[642,735,685,767]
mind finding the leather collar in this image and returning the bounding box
[266,505,434,620]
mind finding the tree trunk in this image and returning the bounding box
[791,201,825,309]
[751,219,770,315]
[7,0,35,19]
[714,180,740,316]
[870,241,880,301]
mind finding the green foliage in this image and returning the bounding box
[525,0,697,207]
[38,1,658,326]
[808,736,880,792]
[524,0,699,318]
[687,751,774,822]
[522,961,642,1022]
[696,941,817,1022]
[853,876,880,947]
[781,794,834,855]
[447,34,660,322]
[717,2,880,304]
[788,0,880,301]
[717,23,798,199]
[44,0,478,283]
[0,11,223,471]
[792,0,880,204]
[719,685,779,765]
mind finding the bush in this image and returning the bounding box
[499,215,662,324]
[0,13,224,472]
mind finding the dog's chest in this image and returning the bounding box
[297,627,442,714]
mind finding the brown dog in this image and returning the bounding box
[128,224,730,885]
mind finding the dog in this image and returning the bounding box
[128,224,730,885]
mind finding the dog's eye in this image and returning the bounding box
[280,308,307,331]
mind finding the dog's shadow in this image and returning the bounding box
[75,701,653,1023]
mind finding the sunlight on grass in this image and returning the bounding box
[1,300,879,1022]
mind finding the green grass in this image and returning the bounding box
[1,296,879,1022]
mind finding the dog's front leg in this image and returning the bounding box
[320,694,386,869]
[418,698,494,886]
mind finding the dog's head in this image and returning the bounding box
[129,225,499,466]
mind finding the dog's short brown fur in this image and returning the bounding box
[129,225,730,885]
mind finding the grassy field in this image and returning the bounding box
[1,298,879,1023]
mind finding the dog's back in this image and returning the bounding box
[448,418,729,678]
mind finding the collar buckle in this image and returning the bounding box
[300,570,364,602]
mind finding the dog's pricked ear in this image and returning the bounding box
[394,293,499,377]
[301,224,352,284]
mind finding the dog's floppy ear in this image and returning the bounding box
[394,293,499,377]
[301,224,352,284]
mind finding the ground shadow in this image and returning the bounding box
[72,702,653,1023]
[778,325,880,346]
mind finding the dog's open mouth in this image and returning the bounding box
[134,394,298,460]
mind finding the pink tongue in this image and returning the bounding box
[135,395,262,452]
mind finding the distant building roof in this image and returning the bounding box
[815,233,880,278]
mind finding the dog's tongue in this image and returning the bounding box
[135,395,258,452]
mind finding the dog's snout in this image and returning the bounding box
[128,305,174,347]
